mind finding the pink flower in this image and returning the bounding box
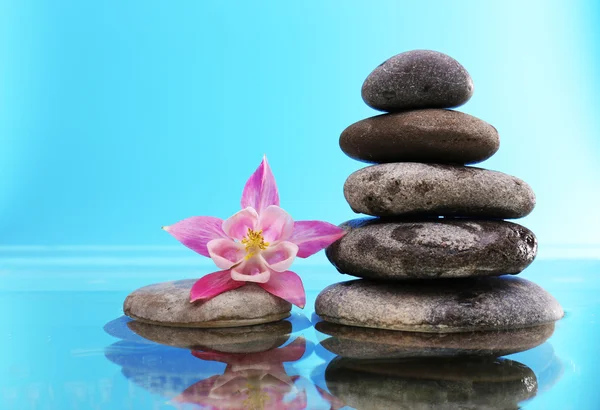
[163,156,346,308]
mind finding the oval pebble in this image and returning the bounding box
[326,218,537,279]
[344,163,535,218]
[315,277,563,333]
[340,109,499,164]
[361,50,474,112]
[124,280,291,328]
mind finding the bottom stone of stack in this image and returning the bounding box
[315,276,563,333]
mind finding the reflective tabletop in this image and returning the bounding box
[1,249,597,409]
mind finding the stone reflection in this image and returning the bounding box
[104,315,341,409]
[315,320,556,359]
[325,356,536,409]
[103,312,312,351]
[127,319,293,352]
[314,321,563,409]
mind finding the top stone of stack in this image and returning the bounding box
[361,50,474,112]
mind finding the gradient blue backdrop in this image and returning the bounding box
[1,0,599,247]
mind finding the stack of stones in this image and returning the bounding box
[315,50,563,343]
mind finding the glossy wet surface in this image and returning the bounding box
[1,250,598,409]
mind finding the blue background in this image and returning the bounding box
[2,0,599,248]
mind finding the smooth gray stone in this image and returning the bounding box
[344,163,535,218]
[340,109,499,164]
[326,218,537,279]
[124,280,291,328]
[325,356,537,409]
[315,277,564,333]
[127,320,292,353]
[316,321,555,359]
[361,50,474,112]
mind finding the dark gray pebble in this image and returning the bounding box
[326,218,537,279]
[340,109,499,164]
[362,50,474,112]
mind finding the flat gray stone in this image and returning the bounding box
[326,218,537,279]
[315,277,563,333]
[340,109,499,164]
[344,163,535,218]
[362,50,474,112]
[127,320,292,353]
[124,280,291,328]
[316,321,554,359]
[325,356,537,409]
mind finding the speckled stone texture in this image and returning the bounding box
[361,50,474,112]
[325,357,537,410]
[124,280,291,328]
[344,163,535,218]
[127,320,292,353]
[316,321,554,359]
[340,109,499,164]
[326,218,537,279]
[315,277,563,333]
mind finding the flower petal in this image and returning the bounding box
[192,337,306,365]
[289,220,346,258]
[207,238,246,269]
[258,205,294,243]
[231,257,271,283]
[267,337,306,363]
[222,207,259,240]
[190,270,245,303]
[170,376,220,404]
[191,350,235,363]
[241,155,280,214]
[262,241,298,272]
[163,216,228,257]
[258,270,305,308]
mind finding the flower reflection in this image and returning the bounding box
[103,316,344,409]
[172,338,307,410]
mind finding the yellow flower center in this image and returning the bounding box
[242,380,270,409]
[241,228,269,259]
